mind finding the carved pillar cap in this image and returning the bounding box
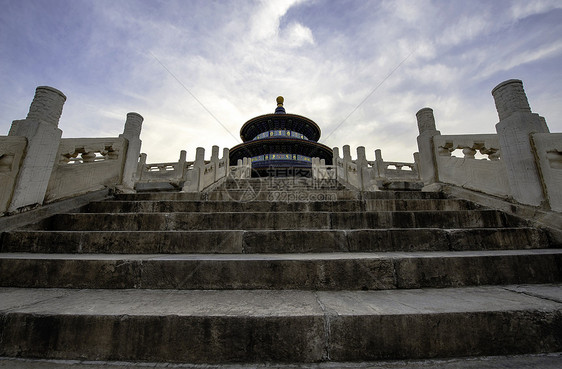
[492,79,531,121]
[416,108,436,134]
[26,86,67,127]
[123,112,144,138]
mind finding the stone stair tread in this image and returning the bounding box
[29,210,524,231]
[1,284,560,316]
[2,248,561,260]
[1,249,559,290]
[1,354,562,369]
[3,227,548,254]
[1,285,561,362]
[83,198,475,213]
[113,190,445,201]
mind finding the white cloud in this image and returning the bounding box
[1,0,561,166]
[283,22,315,47]
[437,15,491,47]
[510,0,562,20]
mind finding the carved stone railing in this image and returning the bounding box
[0,137,27,213]
[329,145,376,191]
[230,158,252,179]
[416,79,561,212]
[370,149,420,189]
[311,158,336,180]
[325,146,421,191]
[432,134,510,198]
[136,151,191,188]
[45,137,128,202]
[135,146,231,192]
[1,86,144,215]
[531,133,562,212]
[182,146,230,192]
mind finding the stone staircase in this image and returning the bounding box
[0,177,561,365]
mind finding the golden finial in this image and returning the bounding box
[276,96,284,106]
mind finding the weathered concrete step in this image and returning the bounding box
[1,228,550,254]
[28,210,525,231]
[3,354,562,369]
[0,250,560,289]
[84,198,476,213]
[114,190,445,201]
[0,285,560,363]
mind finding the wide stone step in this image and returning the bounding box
[84,198,476,213]
[1,228,550,254]
[0,250,560,290]
[28,210,524,231]
[2,354,562,369]
[114,190,445,201]
[0,285,560,363]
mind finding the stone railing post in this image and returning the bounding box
[7,86,65,212]
[222,148,230,169]
[311,157,320,179]
[119,112,143,192]
[136,153,147,181]
[416,107,441,188]
[332,147,340,180]
[374,149,384,178]
[492,79,548,206]
[183,147,205,192]
[177,150,187,179]
[356,146,368,191]
[413,152,421,177]
[210,145,219,182]
[343,145,352,182]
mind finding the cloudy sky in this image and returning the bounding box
[1,0,561,163]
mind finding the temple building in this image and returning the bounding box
[229,96,333,177]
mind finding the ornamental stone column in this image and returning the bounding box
[119,112,143,191]
[416,107,440,187]
[492,79,548,206]
[8,86,65,212]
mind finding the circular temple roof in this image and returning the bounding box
[240,113,321,142]
[240,97,322,142]
[230,138,333,164]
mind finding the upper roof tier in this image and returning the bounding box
[240,97,322,142]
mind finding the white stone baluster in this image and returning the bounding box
[119,112,143,192]
[8,86,65,212]
[416,107,441,189]
[493,79,548,206]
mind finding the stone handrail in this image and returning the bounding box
[432,134,510,198]
[135,147,232,192]
[531,133,562,212]
[370,149,420,189]
[329,145,376,191]
[0,137,27,213]
[1,86,143,215]
[416,79,561,212]
[44,137,128,202]
[182,146,230,192]
[136,151,191,186]
[311,158,336,180]
[230,158,252,179]
[325,146,421,191]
